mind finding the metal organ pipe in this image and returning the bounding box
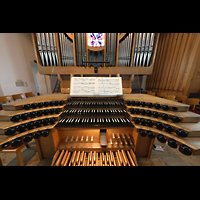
[74,33,86,67]
[146,33,155,67]
[40,33,49,66]
[133,33,139,66]
[36,33,45,66]
[58,33,74,66]
[36,33,59,66]
[135,33,143,67]
[139,33,146,67]
[132,33,155,67]
[35,33,155,67]
[59,33,64,66]
[44,33,53,66]
[118,33,133,67]
[49,33,56,66]
[142,33,151,67]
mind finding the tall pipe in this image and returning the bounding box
[133,33,139,66]
[142,33,151,67]
[36,33,45,66]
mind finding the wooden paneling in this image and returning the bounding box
[189,55,200,93]
[146,33,200,96]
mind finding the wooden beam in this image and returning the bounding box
[65,33,73,41]
[55,33,62,66]
[104,33,106,67]
[148,33,160,67]
[72,33,77,66]
[166,33,183,90]
[163,33,179,90]
[159,33,174,90]
[144,33,160,90]
[86,33,89,67]
[183,34,200,96]
[130,74,134,88]
[38,66,154,75]
[170,33,188,91]
[175,33,194,91]
[31,33,42,66]
[149,33,164,89]
[130,33,136,67]
[115,33,120,66]
[57,74,63,88]
[168,33,185,91]
[156,33,170,89]
[119,33,127,41]
[161,33,178,90]
[154,33,167,89]
[180,34,200,92]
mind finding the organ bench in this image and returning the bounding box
[0,93,200,166]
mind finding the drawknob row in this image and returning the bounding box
[126,100,178,111]
[139,129,192,156]
[10,108,60,122]
[133,117,188,137]
[130,108,181,123]
[1,129,50,149]
[23,101,64,110]
[5,117,56,136]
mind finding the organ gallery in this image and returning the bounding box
[0,33,200,166]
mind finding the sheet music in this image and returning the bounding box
[70,77,122,97]
[97,77,122,95]
[70,77,97,96]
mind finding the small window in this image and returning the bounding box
[87,33,105,47]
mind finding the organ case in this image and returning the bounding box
[0,92,200,165]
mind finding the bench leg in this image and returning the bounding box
[16,151,24,166]
[0,157,3,166]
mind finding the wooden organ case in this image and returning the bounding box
[49,93,200,166]
[0,33,200,166]
[0,91,200,166]
[52,96,138,166]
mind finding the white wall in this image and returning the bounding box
[141,75,147,91]
[30,61,48,95]
[0,33,37,96]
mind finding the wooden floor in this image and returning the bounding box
[1,139,200,166]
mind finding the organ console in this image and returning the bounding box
[0,90,200,165]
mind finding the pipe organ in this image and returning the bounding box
[31,33,160,77]
[118,33,133,66]
[34,33,156,68]
[31,33,160,99]
[0,32,197,166]
[0,91,200,166]
[59,33,74,66]
[35,33,59,67]
[132,33,155,67]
